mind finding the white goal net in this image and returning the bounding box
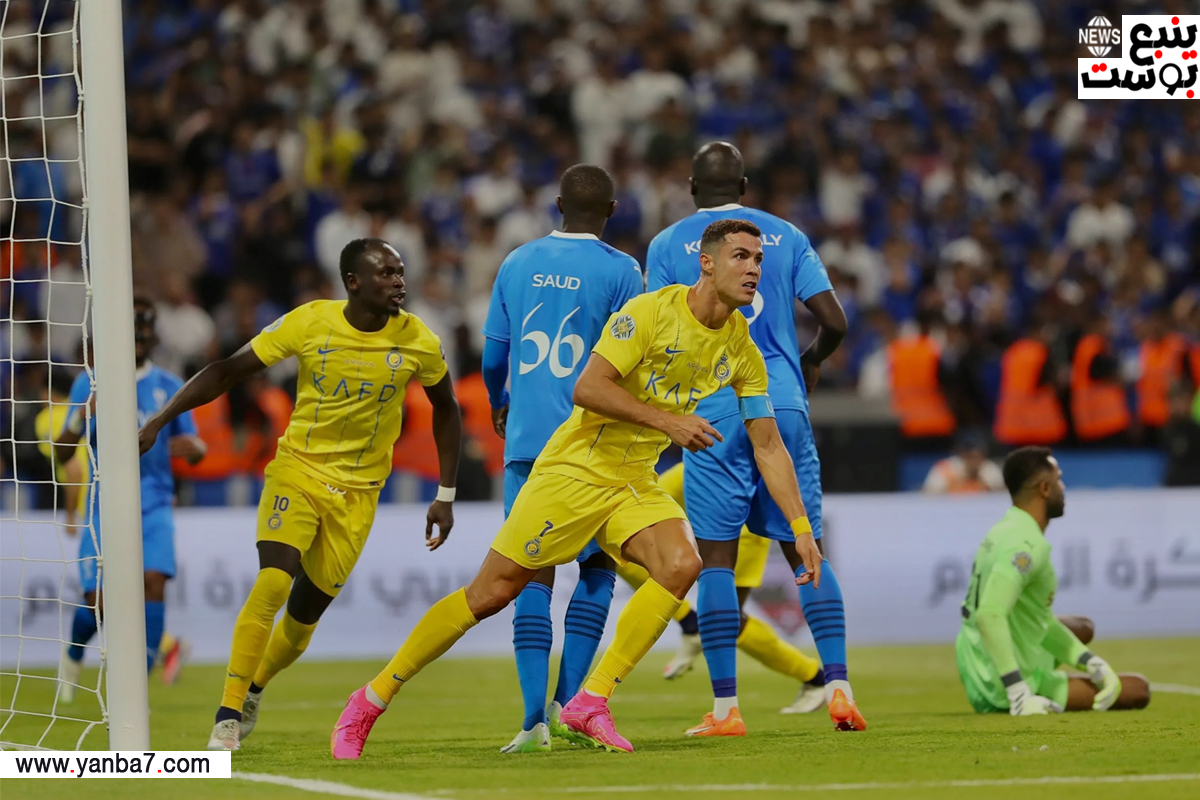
[1,0,106,750]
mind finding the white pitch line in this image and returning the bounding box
[510,774,1200,794]
[1152,683,1200,696]
[235,771,440,800]
[235,771,1200,799]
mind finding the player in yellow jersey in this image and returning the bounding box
[35,370,89,530]
[139,239,462,752]
[624,462,826,714]
[332,218,822,758]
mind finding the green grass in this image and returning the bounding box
[3,639,1199,800]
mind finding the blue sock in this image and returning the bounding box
[68,607,97,662]
[552,567,616,706]
[512,582,553,730]
[145,601,166,673]
[797,559,848,684]
[697,567,740,700]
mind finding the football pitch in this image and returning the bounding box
[3,638,1199,800]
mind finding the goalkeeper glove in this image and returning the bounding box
[1081,652,1121,711]
[1006,678,1064,716]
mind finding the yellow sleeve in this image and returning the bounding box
[730,322,769,399]
[592,293,657,377]
[412,318,450,387]
[250,305,311,366]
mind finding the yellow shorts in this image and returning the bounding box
[734,529,771,589]
[257,459,380,597]
[492,470,687,569]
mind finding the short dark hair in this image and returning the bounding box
[700,218,762,256]
[1002,446,1054,498]
[339,238,387,286]
[692,141,745,191]
[558,164,615,218]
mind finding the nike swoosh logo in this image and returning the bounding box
[665,346,685,355]
[333,582,345,589]
[392,674,406,683]
[228,672,244,679]
[317,347,341,355]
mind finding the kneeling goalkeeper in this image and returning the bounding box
[956,446,1150,715]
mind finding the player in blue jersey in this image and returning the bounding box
[647,143,865,734]
[54,298,206,702]
[482,164,644,753]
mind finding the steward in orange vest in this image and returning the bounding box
[994,325,1067,445]
[1138,311,1197,429]
[887,332,956,438]
[1070,321,1130,442]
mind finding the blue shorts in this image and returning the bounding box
[79,504,177,593]
[683,409,823,543]
[505,461,603,562]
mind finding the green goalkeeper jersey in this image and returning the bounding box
[955,507,1087,711]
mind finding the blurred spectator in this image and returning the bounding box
[922,430,1005,494]
[1065,178,1136,252]
[155,273,216,377]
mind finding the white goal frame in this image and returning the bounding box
[79,0,149,750]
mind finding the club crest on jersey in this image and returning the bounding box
[714,353,731,382]
[263,315,284,333]
[525,520,554,557]
[1012,551,1032,574]
[268,513,282,530]
[386,348,403,369]
[610,314,636,341]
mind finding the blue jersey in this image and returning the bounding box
[647,204,833,421]
[65,363,197,514]
[483,231,643,464]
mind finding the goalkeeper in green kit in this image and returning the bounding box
[956,447,1151,715]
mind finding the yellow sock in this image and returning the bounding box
[369,587,477,705]
[737,615,820,683]
[252,612,317,689]
[615,560,691,622]
[220,568,292,711]
[584,579,680,698]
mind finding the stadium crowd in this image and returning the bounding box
[3,0,1200,499]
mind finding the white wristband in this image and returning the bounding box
[436,486,456,502]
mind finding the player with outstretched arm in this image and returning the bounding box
[330,218,821,758]
[138,239,461,751]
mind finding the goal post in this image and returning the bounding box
[79,0,150,750]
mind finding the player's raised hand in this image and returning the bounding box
[426,499,454,551]
[793,533,821,589]
[492,405,509,439]
[664,414,724,452]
